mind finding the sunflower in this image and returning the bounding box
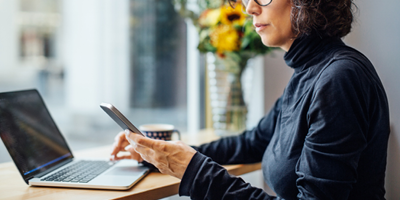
[220,3,247,26]
[196,2,271,59]
[210,25,240,54]
[198,8,221,27]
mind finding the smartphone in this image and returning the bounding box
[100,103,145,137]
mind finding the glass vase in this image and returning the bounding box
[207,53,249,137]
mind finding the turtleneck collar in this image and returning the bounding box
[284,33,343,72]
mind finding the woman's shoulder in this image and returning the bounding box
[312,44,385,98]
[319,43,378,83]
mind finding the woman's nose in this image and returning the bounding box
[245,0,261,16]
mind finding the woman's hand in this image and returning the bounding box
[110,131,143,162]
[126,130,197,179]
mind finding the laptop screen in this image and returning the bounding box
[0,89,72,182]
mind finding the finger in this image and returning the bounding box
[111,132,125,151]
[111,131,130,155]
[126,130,158,149]
[111,155,132,160]
[110,139,130,156]
[132,143,154,157]
[110,144,121,156]
[132,144,158,164]
[125,144,145,162]
[114,131,126,143]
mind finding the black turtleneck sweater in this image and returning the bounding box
[179,34,390,200]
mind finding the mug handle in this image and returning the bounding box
[172,129,181,140]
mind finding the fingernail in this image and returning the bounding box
[125,129,131,139]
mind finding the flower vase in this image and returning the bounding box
[207,53,248,137]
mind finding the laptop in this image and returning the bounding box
[0,89,150,190]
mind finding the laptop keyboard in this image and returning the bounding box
[41,160,115,183]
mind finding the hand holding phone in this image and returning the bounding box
[102,103,160,170]
[100,103,145,137]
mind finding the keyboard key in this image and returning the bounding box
[42,160,114,183]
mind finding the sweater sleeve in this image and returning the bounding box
[179,152,276,200]
[193,97,282,165]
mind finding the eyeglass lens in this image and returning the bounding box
[242,0,272,6]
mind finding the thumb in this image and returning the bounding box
[125,129,157,149]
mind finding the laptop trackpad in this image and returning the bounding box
[105,166,147,176]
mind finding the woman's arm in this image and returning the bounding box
[127,130,278,199]
[194,97,282,165]
[179,152,276,200]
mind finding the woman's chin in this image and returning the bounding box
[261,37,289,50]
[260,36,276,47]
[261,39,276,48]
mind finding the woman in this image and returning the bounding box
[111,0,390,199]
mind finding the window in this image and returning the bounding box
[129,0,188,128]
[0,0,195,163]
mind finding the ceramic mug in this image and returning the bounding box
[139,124,181,141]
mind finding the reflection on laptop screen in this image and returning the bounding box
[0,89,72,180]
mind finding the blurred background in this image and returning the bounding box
[0,0,192,156]
[0,0,399,199]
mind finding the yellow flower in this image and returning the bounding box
[220,3,247,26]
[198,9,221,27]
[210,25,240,53]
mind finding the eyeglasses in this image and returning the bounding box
[230,0,273,7]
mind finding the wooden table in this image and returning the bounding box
[0,129,261,200]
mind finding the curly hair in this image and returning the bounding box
[291,0,356,38]
[229,0,356,38]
